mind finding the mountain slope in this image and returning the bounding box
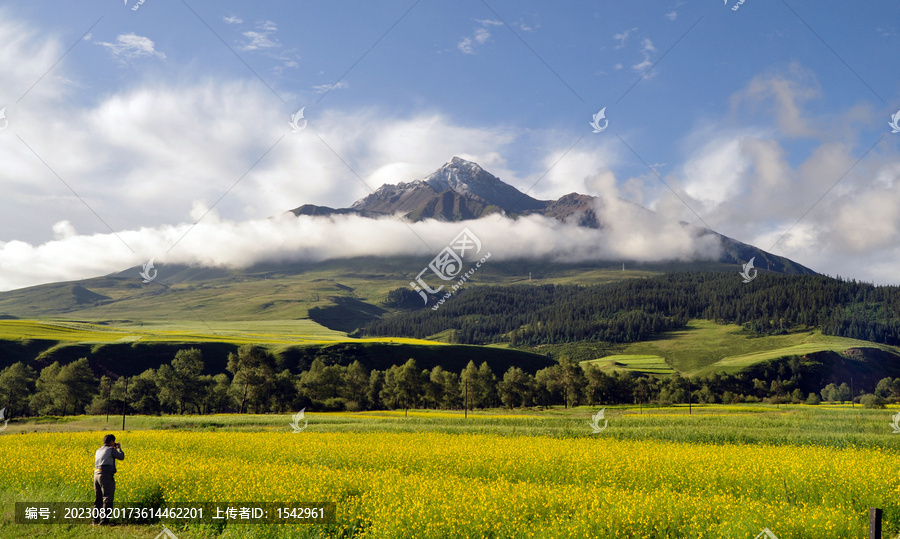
[0,257,700,320]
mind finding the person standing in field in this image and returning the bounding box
[93,434,125,526]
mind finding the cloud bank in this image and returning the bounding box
[0,198,722,291]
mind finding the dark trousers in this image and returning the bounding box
[93,472,115,524]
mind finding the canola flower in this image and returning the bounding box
[1,430,897,538]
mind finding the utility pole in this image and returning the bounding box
[105,378,111,423]
[688,377,692,415]
[851,378,854,408]
[464,379,468,419]
[121,377,128,431]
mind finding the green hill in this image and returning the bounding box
[0,319,554,378]
[0,257,719,322]
[581,354,674,375]
[572,319,900,393]
[593,319,900,375]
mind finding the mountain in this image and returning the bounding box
[0,157,815,322]
[294,156,544,220]
[292,156,815,275]
[351,156,546,214]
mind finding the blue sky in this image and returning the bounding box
[1,0,899,289]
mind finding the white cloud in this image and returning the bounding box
[0,207,723,292]
[613,27,637,49]
[0,9,70,106]
[0,40,722,292]
[613,31,658,77]
[233,19,297,73]
[682,137,749,205]
[273,52,300,76]
[312,81,349,93]
[730,64,820,137]
[667,71,900,284]
[457,37,475,55]
[240,31,278,51]
[96,33,166,63]
[52,220,77,240]
[0,63,529,255]
[238,20,281,51]
[458,19,499,55]
[256,20,277,32]
[223,15,243,24]
[528,144,621,200]
[665,11,678,21]
[632,38,656,73]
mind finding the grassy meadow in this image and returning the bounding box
[581,319,900,376]
[1,405,899,538]
[0,319,435,346]
[581,354,674,375]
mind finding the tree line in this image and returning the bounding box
[365,273,900,346]
[3,345,899,417]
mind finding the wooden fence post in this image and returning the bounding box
[869,507,882,539]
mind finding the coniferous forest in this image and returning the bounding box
[365,273,900,346]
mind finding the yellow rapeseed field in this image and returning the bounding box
[2,430,898,538]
